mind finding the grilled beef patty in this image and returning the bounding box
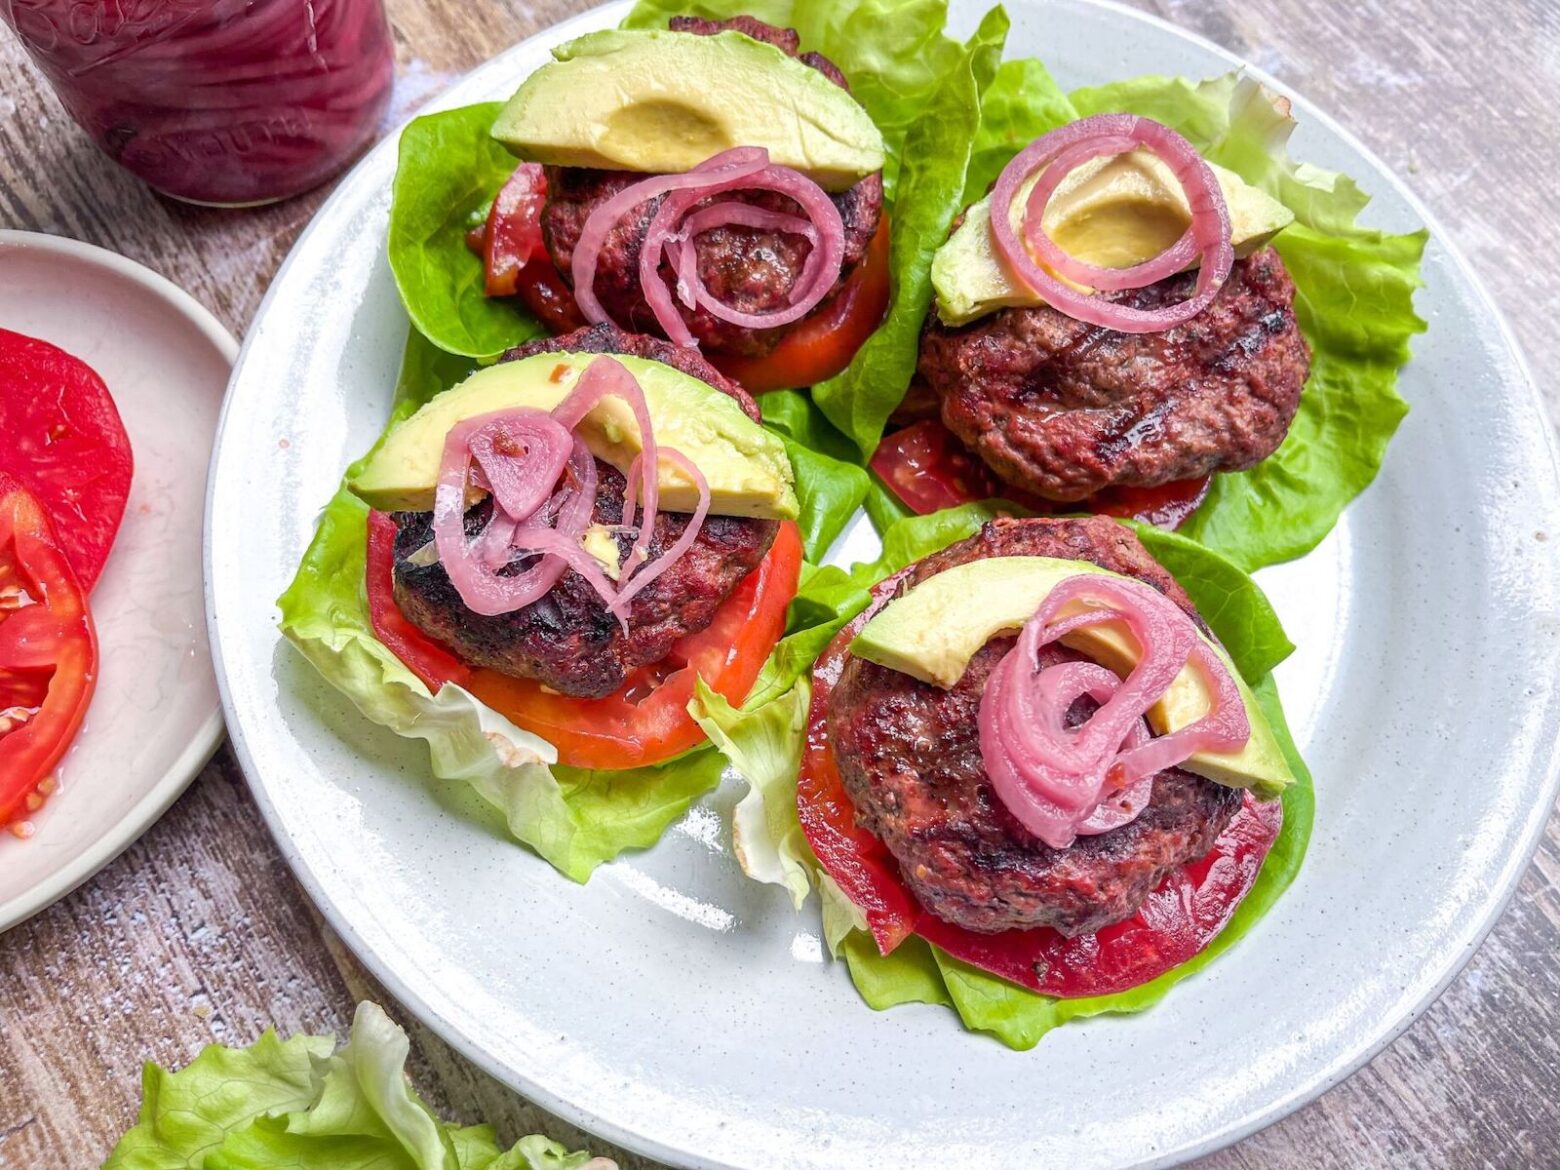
[827,516,1243,936]
[539,16,884,358]
[390,325,779,699]
[916,248,1309,501]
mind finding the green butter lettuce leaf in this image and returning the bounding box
[389,103,545,361]
[811,8,1010,456]
[1130,522,1293,682]
[690,677,813,907]
[760,391,870,560]
[695,506,1314,1048]
[106,1002,607,1170]
[1069,72,1427,571]
[962,57,1078,205]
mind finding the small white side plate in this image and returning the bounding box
[0,231,232,932]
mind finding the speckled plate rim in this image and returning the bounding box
[0,230,232,934]
[205,2,1560,1167]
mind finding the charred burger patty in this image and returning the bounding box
[916,248,1310,501]
[390,324,779,699]
[540,16,884,358]
[827,516,1243,936]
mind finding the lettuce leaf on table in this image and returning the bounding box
[689,503,1315,1049]
[103,1001,607,1170]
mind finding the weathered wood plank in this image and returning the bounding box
[0,1,1556,1167]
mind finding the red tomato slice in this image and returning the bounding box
[364,511,472,692]
[798,571,1281,999]
[0,472,98,826]
[467,521,802,771]
[711,217,893,395]
[364,512,804,772]
[871,419,1212,531]
[468,164,589,336]
[0,328,134,590]
[482,163,547,297]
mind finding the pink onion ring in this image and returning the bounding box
[989,113,1234,333]
[427,356,712,626]
[571,146,846,348]
[976,573,1251,848]
[608,449,711,618]
[552,356,660,572]
[570,147,770,333]
[432,409,583,617]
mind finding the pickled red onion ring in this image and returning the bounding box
[552,356,660,572]
[989,114,1234,334]
[433,409,582,617]
[976,573,1250,849]
[608,449,710,618]
[571,147,769,333]
[429,356,711,625]
[571,146,846,348]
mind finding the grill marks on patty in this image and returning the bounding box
[826,517,1243,937]
[539,16,885,358]
[916,248,1310,501]
[388,325,778,700]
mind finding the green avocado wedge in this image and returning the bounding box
[850,555,1294,797]
[493,29,886,190]
[349,351,799,520]
[931,151,1293,325]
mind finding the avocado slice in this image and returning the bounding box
[492,29,886,193]
[349,352,799,520]
[931,150,1295,326]
[850,556,1294,798]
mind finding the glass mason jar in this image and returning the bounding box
[0,0,395,206]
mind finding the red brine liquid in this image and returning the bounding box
[0,0,394,205]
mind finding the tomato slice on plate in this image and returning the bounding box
[470,164,589,336]
[0,328,135,591]
[0,473,98,825]
[365,514,804,772]
[871,418,1212,531]
[797,572,1281,999]
[711,217,893,395]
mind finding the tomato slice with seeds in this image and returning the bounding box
[0,473,98,825]
[469,164,589,336]
[798,571,1280,999]
[364,512,803,772]
[871,418,1212,531]
[0,328,134,591]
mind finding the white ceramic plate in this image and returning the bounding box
[207,2,1560,1167]
[0,232,230,932]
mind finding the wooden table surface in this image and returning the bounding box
[2,1,1558,1166]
